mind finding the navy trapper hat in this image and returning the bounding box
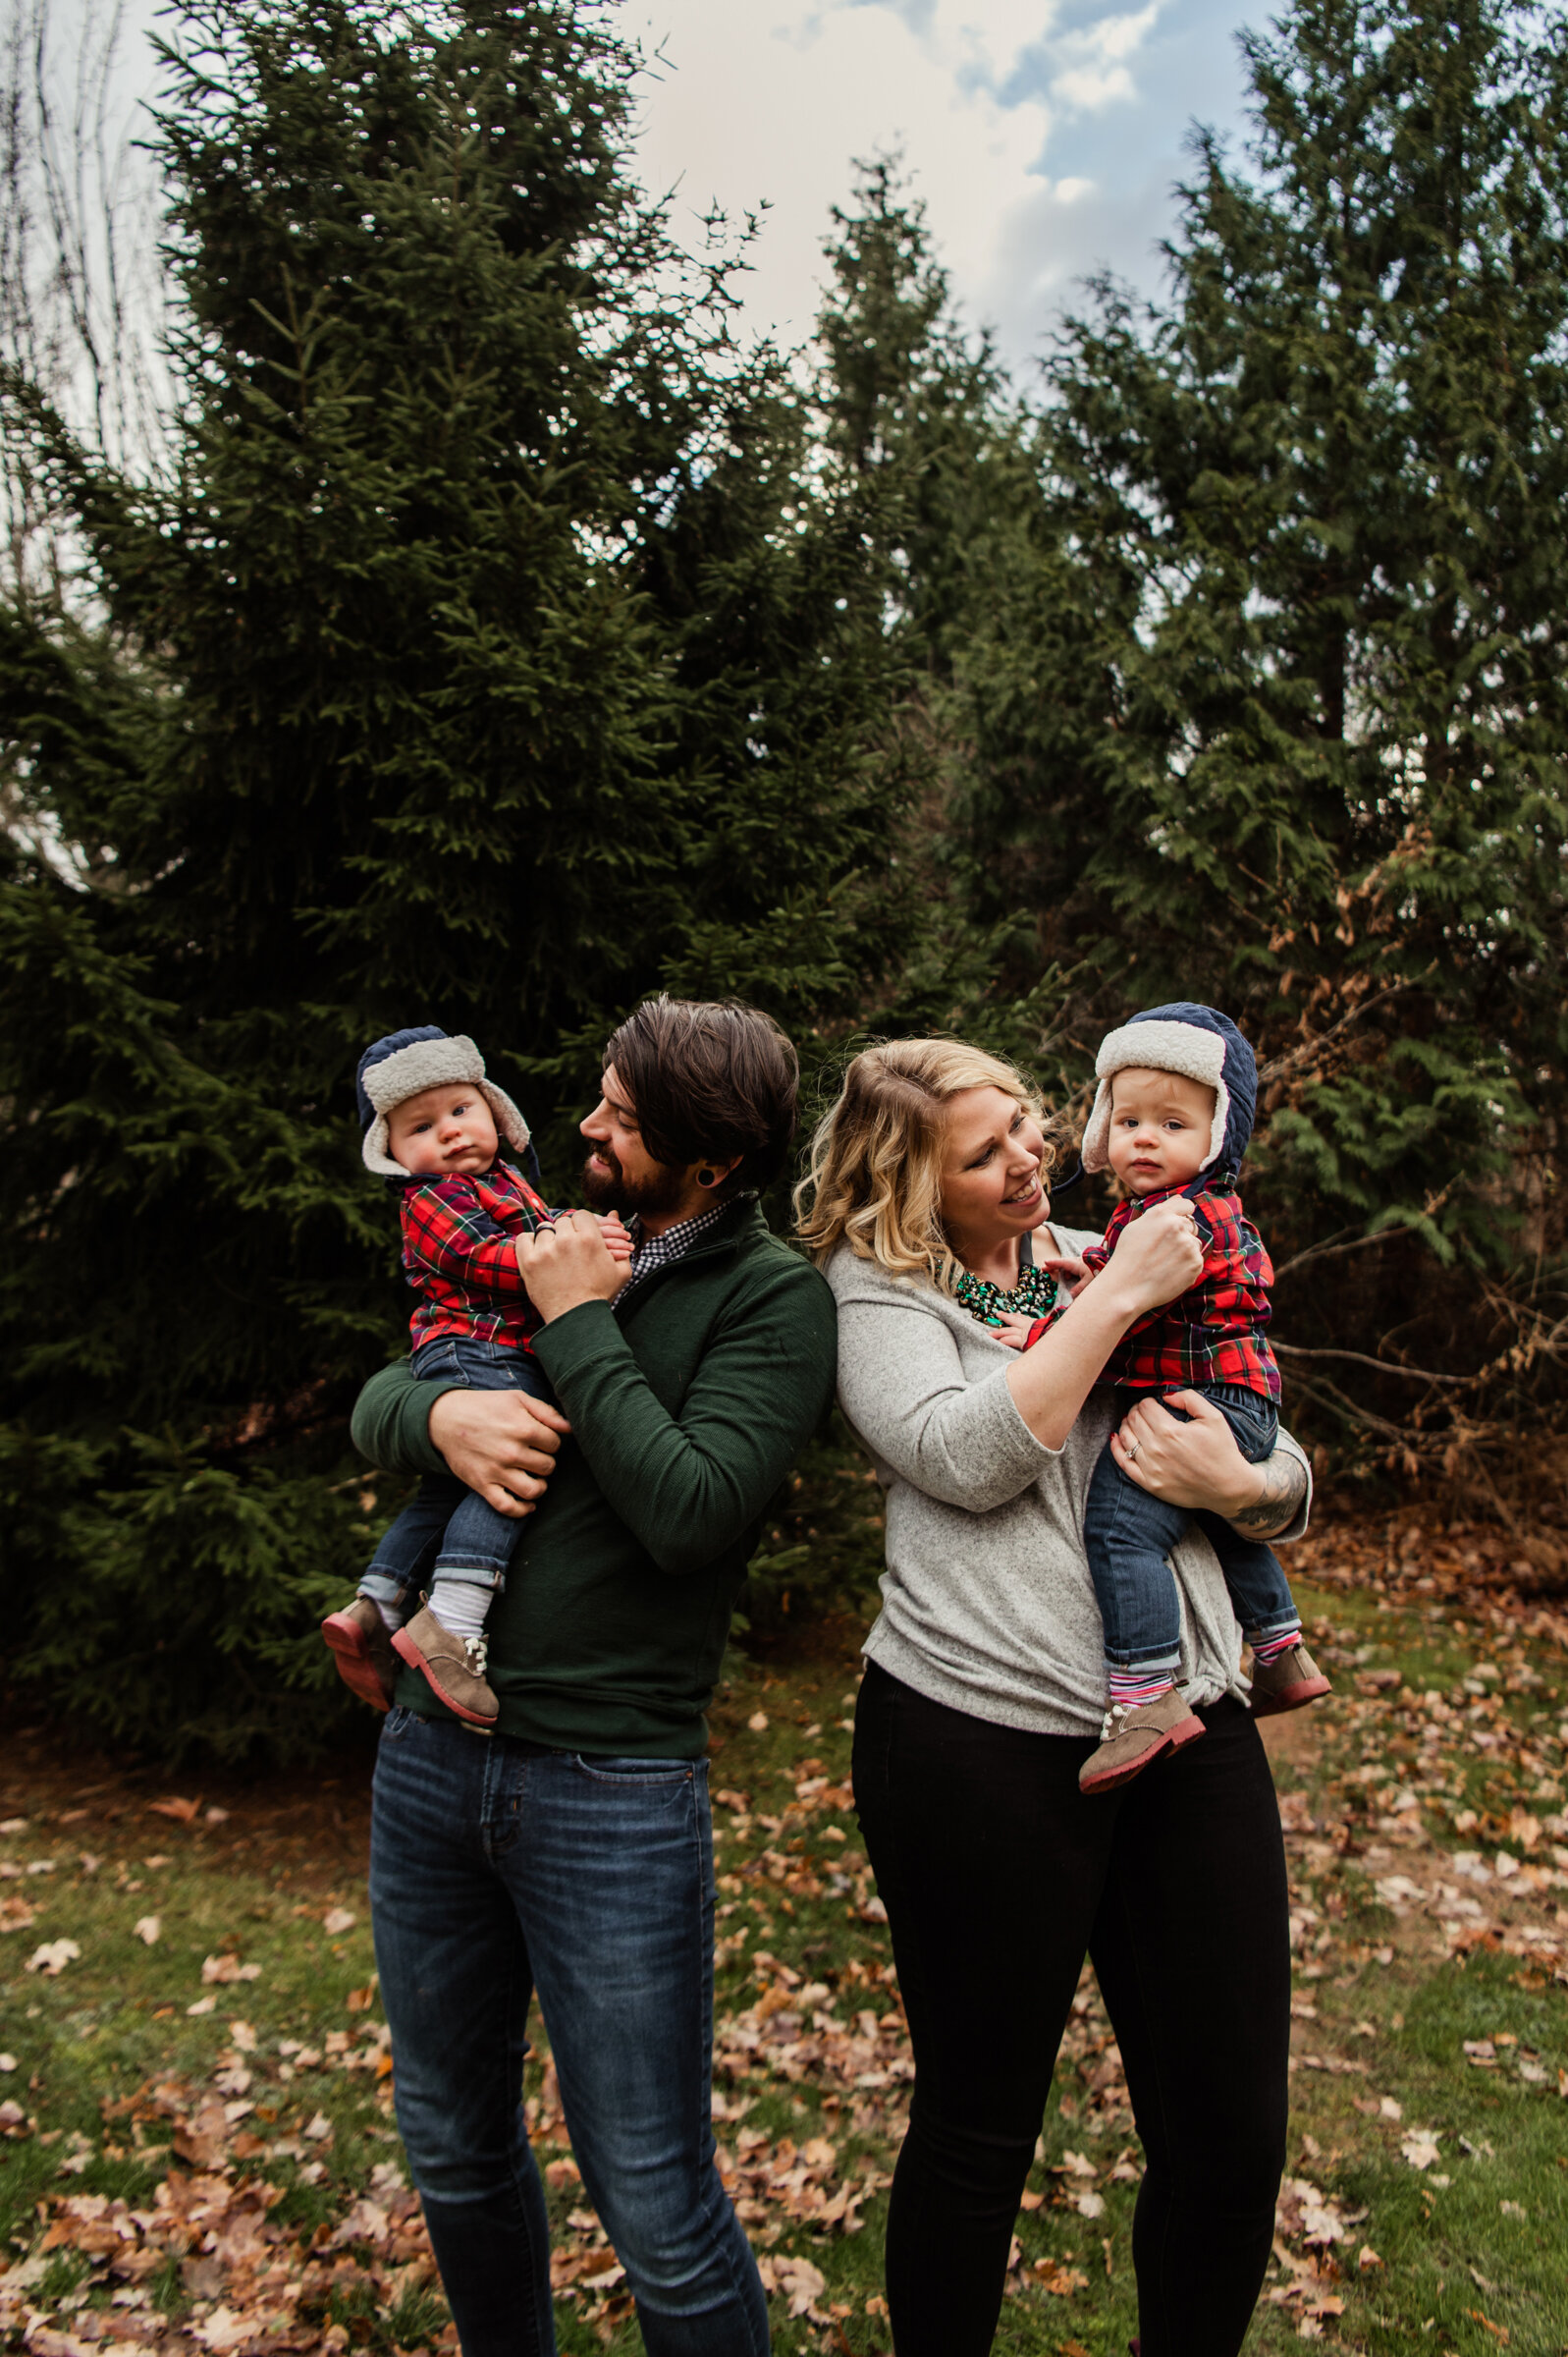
[355,1025,531,1178]
[1081,1002,1257,1178]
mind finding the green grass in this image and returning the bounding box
[5,1578,1568,2353]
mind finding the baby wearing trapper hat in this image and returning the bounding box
[1048,1004,1330,1792]
[320,1025,629,1731]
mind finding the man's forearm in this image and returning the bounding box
[1229,1450,1309,1541]
[351,1358,454,1477]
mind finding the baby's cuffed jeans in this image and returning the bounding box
[360,1336,552,1610]
[1083,1382,1299,1684]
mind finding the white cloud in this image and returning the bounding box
[626,0,1243,371]
[626,0,1055,353]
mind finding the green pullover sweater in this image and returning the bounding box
[350,1201,838,1756]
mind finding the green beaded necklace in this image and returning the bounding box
[954,1237,1063,1334]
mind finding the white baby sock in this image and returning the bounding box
[357,1590,406,1633]
[425,1577,491,1645]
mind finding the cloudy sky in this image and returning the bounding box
[623,0,1262,374]
[95,0,1265,382]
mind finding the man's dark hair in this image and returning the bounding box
[605,996,799,1198]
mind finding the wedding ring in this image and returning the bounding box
[1125,1438,1139,1460]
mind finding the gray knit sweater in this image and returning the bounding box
[827,1229,1312,1737]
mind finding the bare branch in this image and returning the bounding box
[1273,1341,1472,1386]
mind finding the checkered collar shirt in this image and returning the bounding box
[623,1201,731,1291]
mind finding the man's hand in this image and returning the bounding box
[515,1210,628,1322]
[428,1390,570,1518]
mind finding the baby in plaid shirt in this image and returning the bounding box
[1045,1005,1331,1793]
[321,1026,629,1731]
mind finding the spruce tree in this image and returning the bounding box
[0,0,919,1753]
[950,0,1568,1412]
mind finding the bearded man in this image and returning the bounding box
[349,996,834,2357]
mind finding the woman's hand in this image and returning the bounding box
[515,1210,628,1320]
[427,1390,571,1517]
[1097,1200,1203,1316]
[990,1310,1039,1351]
[1108,1388,1262,1511]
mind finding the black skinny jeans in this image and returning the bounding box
[853,1663,1290,2357]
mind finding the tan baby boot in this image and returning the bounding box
[321,1596,399,1713]
[393,1603,500,1730]
[1079,1689,1205,1794]
[1248,1641,1332,1717]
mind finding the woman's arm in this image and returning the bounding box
[1111,1390,1310,1541]
[1003,1199,1206,1451]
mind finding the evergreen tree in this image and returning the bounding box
[948,0,1568,1419]
[0,0,919,1753]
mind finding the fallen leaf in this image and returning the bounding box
[26,1940,80,1977]
[765,2252,826,2319]
[1034,2260,1090,2295]
[302,2110,334,2143]
[189,2306,258,2352]
[748,1712,769,1732]
[133,1916,161,1946]
[147,1797,200,1824]
[200,1953,260,1984]
[1401,2130,1441,2170]
[322,1908,356,1935]
[1359,2245,1382,2272]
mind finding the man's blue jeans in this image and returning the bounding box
[369,1710,769,2357]
[1083,1383,1298,1672]
[360,1338,552,1605]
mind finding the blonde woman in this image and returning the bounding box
[796,1039,1310,2357]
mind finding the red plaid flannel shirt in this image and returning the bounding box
[396,1158,554,1351]
[1080,1182,1281,1398]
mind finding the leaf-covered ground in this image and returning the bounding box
[4,1504,1568,2354]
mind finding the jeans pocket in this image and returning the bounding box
[381,1705,426,1747]
[568,1754,696,1785]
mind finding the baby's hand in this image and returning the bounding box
[1039,1254,1094,1298]
[597,1211,634,1264]
[991,1310,1040,1351]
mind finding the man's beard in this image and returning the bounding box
[580,1144,689,1220]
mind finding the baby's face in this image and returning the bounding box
[387,1082,500,1178]
[1105,1068,1216,1196]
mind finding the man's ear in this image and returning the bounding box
[691,1154,743,1192]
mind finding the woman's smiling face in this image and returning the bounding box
[939,1085,1049,1256]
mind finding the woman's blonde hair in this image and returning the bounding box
[793,1037,1054,1290]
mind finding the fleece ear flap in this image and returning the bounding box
[1080,1077,1115,1174]
[1201,1076,1230,1172]
[477,1080,532,1165]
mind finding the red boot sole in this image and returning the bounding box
[1252,1676,1332,1718]
[1079,1712,1206,1795]
[391,1626,498,1730]
[321,1612,393,1713]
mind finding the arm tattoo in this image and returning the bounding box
[1228,1451,1309,1541]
